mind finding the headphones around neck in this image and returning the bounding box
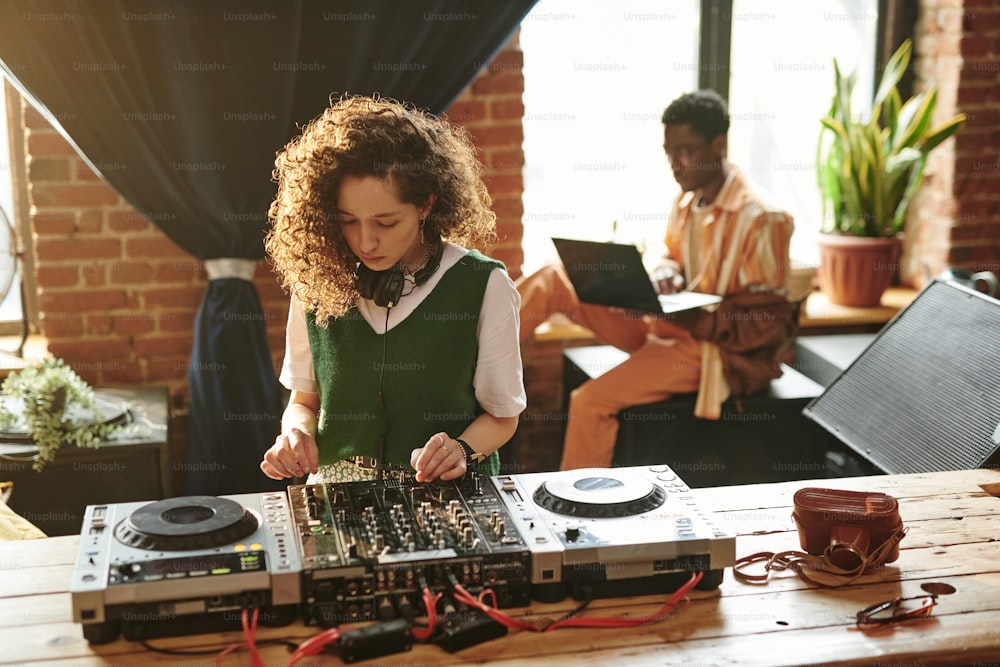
[356,240,444,308]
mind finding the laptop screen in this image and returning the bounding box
[552,238,720,315]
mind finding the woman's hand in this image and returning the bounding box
[260,426,319,480]
[410,432,466,483]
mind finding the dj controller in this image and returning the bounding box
[70,465,736,644]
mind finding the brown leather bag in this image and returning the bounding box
[734,487,907,588]
[792,487,905,570]
[685,284,804,395]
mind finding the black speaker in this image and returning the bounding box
[356,241,444,308]
[803,279,1000,474]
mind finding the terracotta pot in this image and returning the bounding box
[817,234,902,307]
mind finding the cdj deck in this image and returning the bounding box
[71,465,736,643]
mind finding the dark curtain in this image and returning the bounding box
[0,0,536,495]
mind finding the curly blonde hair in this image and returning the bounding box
[266,95,497,321]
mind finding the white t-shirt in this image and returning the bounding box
[279,242,527,419]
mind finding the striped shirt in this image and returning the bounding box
[664,164,794,418]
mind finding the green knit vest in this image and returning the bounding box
[306,250,503,475]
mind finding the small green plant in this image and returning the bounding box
[817,39,966,237]
[0,358,132,471]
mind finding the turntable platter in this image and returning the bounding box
[114,496,259,551]
[532,468,666,517]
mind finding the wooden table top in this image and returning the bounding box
[3,467,999,666]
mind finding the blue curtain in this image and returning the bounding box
[0,0,536,495]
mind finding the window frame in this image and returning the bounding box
[698,0,912,111]
[3,79,38,340]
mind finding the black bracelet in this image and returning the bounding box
[455,438,484,471]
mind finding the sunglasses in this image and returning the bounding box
[855,594,938,627]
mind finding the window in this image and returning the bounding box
[727,0,878,266]
[521,0,880,272]
[520,0,700,274]
[0,78,30,339]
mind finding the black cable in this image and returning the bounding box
[552,597,592,623]
[376,304,391,480]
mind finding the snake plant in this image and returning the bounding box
[817,39,966,237]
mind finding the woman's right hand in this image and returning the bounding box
[260,426,319,480]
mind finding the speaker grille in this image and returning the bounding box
[804,280,1000,474]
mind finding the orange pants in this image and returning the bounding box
[517,263,702,470]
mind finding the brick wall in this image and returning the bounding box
[949,0,1000,275]
[908,0,1000,280]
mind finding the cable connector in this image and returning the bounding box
[433,610,507,653]
[338,618,412,663]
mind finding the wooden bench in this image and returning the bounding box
[563,345,832,487]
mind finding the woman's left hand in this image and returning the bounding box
[411,432,466,482]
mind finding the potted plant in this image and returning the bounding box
[816,38,966,307]
[0,357,136,472]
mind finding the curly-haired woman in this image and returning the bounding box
[261,95,525,484]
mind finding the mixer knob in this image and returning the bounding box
[564,526,581,542]
[117,563,141,580]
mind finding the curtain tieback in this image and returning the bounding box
[204,258,258,282]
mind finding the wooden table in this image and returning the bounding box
[3,468,999,666]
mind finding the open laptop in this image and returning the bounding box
[552,238,721,315]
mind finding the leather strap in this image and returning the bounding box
[733,526,908,588]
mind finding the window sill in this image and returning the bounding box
[528,287,921,342]
[799,286,918,333]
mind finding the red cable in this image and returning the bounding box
[242,609,265,667]
[214,608,265,666]
[452,571,703,633]
[412,587,443,641]
[451,583,538,631]
[282,571,702,665]
[544,571,702,630]
[285,627,341,667]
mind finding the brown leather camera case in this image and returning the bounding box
[792,487,904,570]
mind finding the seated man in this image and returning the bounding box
[517,90,794,470]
